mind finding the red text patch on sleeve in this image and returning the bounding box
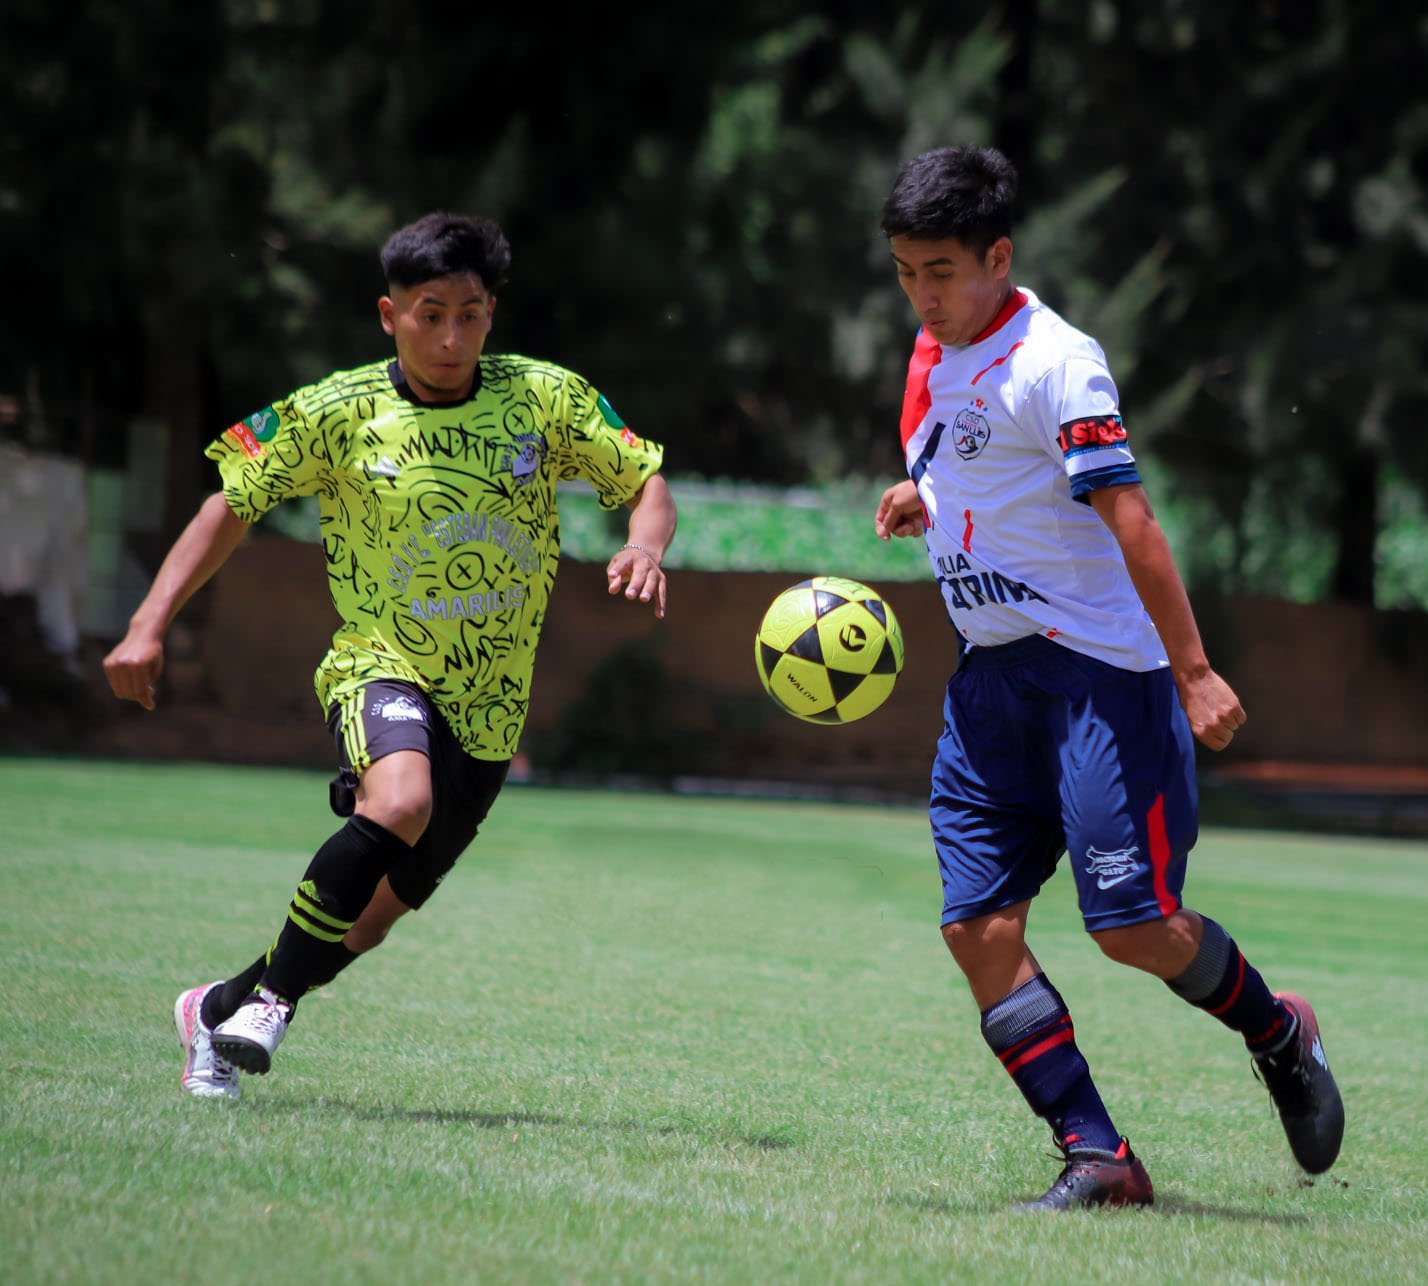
[224,421,265,459]
[1057,415,1127,456]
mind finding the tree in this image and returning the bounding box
[1026,0,1428,604]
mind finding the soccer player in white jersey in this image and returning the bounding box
[872,146,1343,1209]
[104,212,677,1098]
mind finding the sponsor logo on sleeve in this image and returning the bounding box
[1058,415,1127,457]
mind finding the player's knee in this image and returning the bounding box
[1091,925,1145,967]
[296,817,412,940]
[1091,917,1190,973]
[359,789,433,844]
[940,919,980,966]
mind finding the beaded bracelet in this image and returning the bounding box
[621,542,661,563]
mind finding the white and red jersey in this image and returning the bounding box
[900,287,1167,672]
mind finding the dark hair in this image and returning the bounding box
[879,145,1018,256]
[379,212,512,293]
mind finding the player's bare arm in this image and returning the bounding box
[103,492,251,710]
[874,478,925,540]
[606,473,677,618]
[1089,483,1246,751]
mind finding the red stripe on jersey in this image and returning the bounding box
[1146,792,1178,916]
[971,341,1024,387]
[899,328,943,450]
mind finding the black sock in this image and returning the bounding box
[258,815,410,1003]
[981,974,1122,1154]
[1165,916,1295,1055]
[202,957,267,1029]
[201,941,362,1030]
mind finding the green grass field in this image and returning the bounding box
[1,757,1425,1283]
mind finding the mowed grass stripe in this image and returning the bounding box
[0,756,1424,1283]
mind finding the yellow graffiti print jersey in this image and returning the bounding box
[206,356,663,759]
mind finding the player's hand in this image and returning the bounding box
[874,480,924,541]
[1177,669,1246,751]
[606,545,667,619]
[102,631,165,710]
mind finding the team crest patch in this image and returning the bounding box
[501,434,546,486]
[1084,844,1143,890]
[371,696,426,723]
[952,407,991,460]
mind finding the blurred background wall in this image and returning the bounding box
[3,1,1426,829]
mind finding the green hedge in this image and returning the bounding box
[261,471,1428,608]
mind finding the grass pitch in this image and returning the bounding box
[1,756,1425,1283]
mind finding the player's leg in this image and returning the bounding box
[1096,905,1343,1174]
[1063,660,1343,1174]
[209,683,431,1074]
[932,646,1151,1210]
[358,734,510,938]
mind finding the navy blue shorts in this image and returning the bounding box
[325,680,509,909]
[930,635,1198,932]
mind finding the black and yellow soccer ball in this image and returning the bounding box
[754,576,905,725]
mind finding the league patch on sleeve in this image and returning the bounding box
[224,422,264,459]
[223,405,280,459]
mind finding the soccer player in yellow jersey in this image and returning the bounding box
[103,212,678,1097]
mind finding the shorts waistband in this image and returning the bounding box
[959,633,1063,670]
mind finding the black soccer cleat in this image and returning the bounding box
[1254,991,1345,1174]
[1015,1137,1154,1212]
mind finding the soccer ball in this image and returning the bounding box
[754,576,905,725]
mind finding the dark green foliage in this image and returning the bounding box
[1,1,1424,599]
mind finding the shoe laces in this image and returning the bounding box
[1043,1137,1120,1182]
[1254,1043,1313,1113]
[242,1001,289,1037]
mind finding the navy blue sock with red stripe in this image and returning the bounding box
[980,974,1121,1154]
[1165,916,1296,1055]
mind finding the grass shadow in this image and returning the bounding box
[894,1190,1311,1223]
[259,1094,797,1151]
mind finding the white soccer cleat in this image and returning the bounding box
[173,982,241,1100]
[211,993,291,1075]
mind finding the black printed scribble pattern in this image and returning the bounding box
[206,355,664,760]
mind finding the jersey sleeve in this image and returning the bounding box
[552,374,665,510]
[203,390,333,522]
[1025,356,1140,502]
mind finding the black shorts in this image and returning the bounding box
[325,680,510,909]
